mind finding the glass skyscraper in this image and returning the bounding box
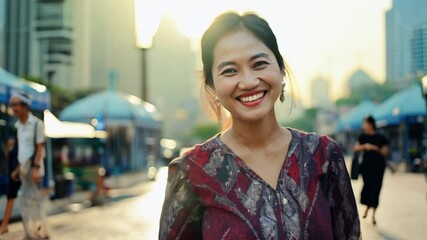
[3,0,37,76]
[3,0,73,87]
[386,0,427,87]
[0,0,5,67]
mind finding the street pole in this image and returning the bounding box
[421,76,427,173]
[141,48,148,102]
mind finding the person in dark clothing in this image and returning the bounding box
[353,115,389,225]
[0,133,21,234]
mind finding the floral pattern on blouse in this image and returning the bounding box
[159,129,360,240]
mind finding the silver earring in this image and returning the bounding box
[280,80,286,103]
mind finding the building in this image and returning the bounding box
[0,0,5,67]
[3,0,144,95]
[146,15,201,141]
[309,76,331,109]
[3,0,73,88]
[386,0,427,87]
[411,27,427,78]
[3,0,37,77]
[36,0,74,88]
[347,69,377,92]
[72,0,143,96]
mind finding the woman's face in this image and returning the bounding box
[362,120,373,133]
[211,28,284,122]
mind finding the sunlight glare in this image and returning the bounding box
[135,0,165,48]
[166,0,268,39]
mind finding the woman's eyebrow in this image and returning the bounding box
[217,61,236,70]
[250,53,270,61]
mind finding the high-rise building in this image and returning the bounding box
[72,0,143,96]
[36,0,73,88]
[411,27,427,77]
[386,0,427,87]
[3,0,37,77]
[3,0,73,88]
[0,0,5,67]
[146,15,200,140]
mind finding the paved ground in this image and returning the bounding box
[352,169,427,240]
[1,165,426,240]
[1,168,166,240]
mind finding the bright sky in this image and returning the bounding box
[136,0,392,105]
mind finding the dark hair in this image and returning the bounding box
[200,12,288,121]
[201,12,285,88]
[364,115,377,130]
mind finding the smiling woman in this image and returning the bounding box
[159,11,360,240]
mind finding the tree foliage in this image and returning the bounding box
[22,75,76,116]
[283,107,319,132]
[191,123,221,142]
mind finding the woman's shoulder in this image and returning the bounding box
[290,128,339,151]
[288,129,342,174]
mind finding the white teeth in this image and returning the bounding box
[240,92,265,102]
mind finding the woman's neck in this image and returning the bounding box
[365,129,376,135]
[225,114,284,148]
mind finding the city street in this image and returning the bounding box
[2,167,169,240]
[2,165,426,240]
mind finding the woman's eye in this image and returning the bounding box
[253,61,269,69]
[220,68,238,76]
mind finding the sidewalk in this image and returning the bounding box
[0,170,149,225]
[345,157,427,240]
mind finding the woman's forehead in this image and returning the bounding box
[212,30,272,62]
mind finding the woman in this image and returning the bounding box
[159,12,360,239]
[353,115,389,225]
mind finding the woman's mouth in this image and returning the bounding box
[237,91,267,106]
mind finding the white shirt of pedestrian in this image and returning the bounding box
[15,113,45,170]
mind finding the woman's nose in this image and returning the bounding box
[237,71,260,89]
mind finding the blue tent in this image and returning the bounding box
[60,89,162,174]
[337,100,377,132]
[0,68,51,110]
[373,85,426,126]
[60,89,161,129]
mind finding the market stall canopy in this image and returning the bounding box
[337,100,378,132]
[44,110,107,138]
[373,85,426,126]
[59,90,161,129]
[0,68,51,110]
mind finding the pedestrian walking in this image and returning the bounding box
[9,92,49,240]
[0,131,21,235]
[159,11,360,239]
[353,115,389,225]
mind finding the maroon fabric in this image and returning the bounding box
[159,129,360,240]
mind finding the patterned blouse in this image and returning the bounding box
[159,129,360,240]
